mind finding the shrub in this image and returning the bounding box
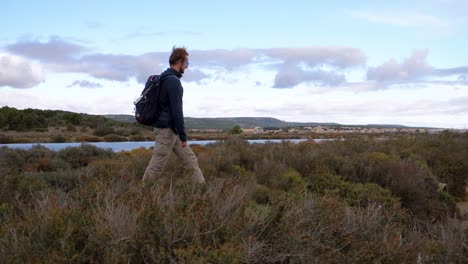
[93,126,115,137]
[0,147,28,175]
[32,127,48,132]
[1,173,50,202]
[128,135,146,141]
[0,194,89,263]
[0,134,12,144]
[58,144,114,168]
[41,170,80,191]
[77,135,102,142]
[66,124,77,132]
[121,147,152,178]
[251,185,271,204]
[0,145,57,175]
[340,182,398,208]
[50,134,67,143]
[229,125,242,134]
[306,172,343,194]
[12,170,80,193]
[254,158,287,186]
[306,172,399,208]
[114,128,130,136]
[103,134,127,142]
[129,126,142,136]
[49,157,72,171]
[86,158,134,181]
[383,159,445,220]
[275,168,305,191]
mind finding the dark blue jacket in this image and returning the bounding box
[154,68,187,142]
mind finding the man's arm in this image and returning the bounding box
[167,79,187,143]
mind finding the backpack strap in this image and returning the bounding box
[155,75,178,99]
[136,75,178,103]
[160,75,178,82]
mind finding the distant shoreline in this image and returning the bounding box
[2,129,458,145]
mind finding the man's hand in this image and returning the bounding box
[181,141,187,148]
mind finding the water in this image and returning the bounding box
[0,138,334,152]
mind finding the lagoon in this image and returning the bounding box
[0,139,334,152]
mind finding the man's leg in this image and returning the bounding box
[142,128,177,182]
[173,137,206,183]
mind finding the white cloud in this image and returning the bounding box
[264,47,366,68]
[67,80,103,88]
[182,69,210,83]
[273,65,346,88]
[365,50,468,88]
[367,50,433,84]
[4,38,366,87]
[3,38,468,95]
[0,53,45,88]
[2,76,467,128]
[247,95,468,128]
[5,36,88,62]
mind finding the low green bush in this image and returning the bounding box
[50,134,67,143]
[93,126,115,137]
[251,185,271,204]
[36,170,80,192]
[77,135,102,142]
[0,134,13,144]
[58,144,114,168]
[275,168,305,191]
[306,172,399,207]
[102,134,127,142]
[128,135,146,141]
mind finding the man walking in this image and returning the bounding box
[143,47,205,184]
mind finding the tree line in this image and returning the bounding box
[0,106,122,131]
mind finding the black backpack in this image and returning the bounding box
[134,75,174,125]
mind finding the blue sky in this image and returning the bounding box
[1,0,468,128]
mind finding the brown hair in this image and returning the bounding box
[169,46,189,65]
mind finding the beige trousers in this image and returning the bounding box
[143,128,205,183]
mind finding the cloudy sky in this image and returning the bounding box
[1,0,468,128]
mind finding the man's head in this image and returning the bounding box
[169,46,189,74]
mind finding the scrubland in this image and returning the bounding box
[0,132,466,263]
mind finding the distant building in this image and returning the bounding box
[264,127,282,133]
[242,128,256,134]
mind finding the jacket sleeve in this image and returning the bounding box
[167,78,187,142]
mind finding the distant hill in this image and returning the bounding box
[103,114,135,123]
[187,117,341,129]
[103,114,413,130]
[0,107,427,132]
[103,115,342,129]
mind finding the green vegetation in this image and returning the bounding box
[112,116,409,130]
[229,125,243,134]
[0,107,149,143]
[0,132,466,262]
[0,106,124,131]
[0,107,430,145]
[0,107,308,144]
